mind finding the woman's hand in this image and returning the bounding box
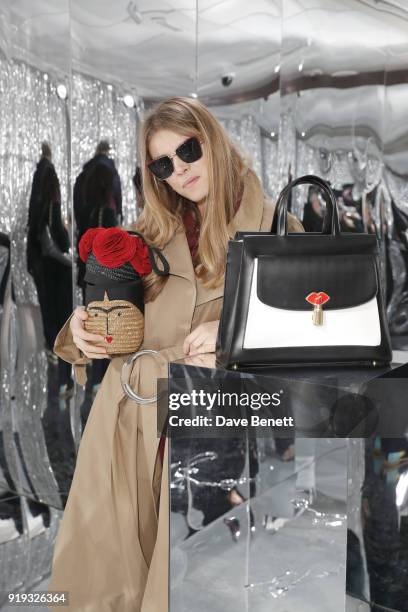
[183,353,216,369]
[70,306,109,359]
[183,320,219,356]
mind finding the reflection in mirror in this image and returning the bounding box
[170,385,348,612]
[0,0,71,602]
[279,0,408,347]
[197,1,282,201]
[348,438,408,612]
[248,438,347,609]
[384,79,408,340]
[171,434,251,610]
[70,74,139,433]
[277,2,408,610]
[68,0,200,431]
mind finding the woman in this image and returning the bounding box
[48,97,303,611]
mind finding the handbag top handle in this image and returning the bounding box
[271,175,341,237]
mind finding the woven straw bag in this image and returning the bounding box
[79,228,169,356]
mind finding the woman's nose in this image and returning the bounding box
[172,155,189,175]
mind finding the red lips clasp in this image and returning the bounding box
[305,292,330,326]
[105,336,113,344]
[305,292,330,306]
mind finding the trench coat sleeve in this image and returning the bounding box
[288,212,304,233]
[54,313,90,386]
[263,194,304,234]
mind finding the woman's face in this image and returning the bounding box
[148,129,209,203]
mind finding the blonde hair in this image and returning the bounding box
[135,97,247,298]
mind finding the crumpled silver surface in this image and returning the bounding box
[261,135,280,202]
[385,168,408,217]
[219,114,263,182]
[0,55,69,306]
[387,240,408,334]
[171,437,348,612]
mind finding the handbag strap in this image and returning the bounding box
[127,230,170,277]
[271,175,341,237]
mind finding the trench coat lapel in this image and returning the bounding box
[161,228,196,286]
[195,169,266,306]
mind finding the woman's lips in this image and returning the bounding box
[183,176,199,188]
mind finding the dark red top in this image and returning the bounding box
[158,195,242,464]
[182,204,201,261]
[182,196,242,261]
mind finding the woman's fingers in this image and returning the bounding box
[75,327,106,343]
[184,333,214,355]
[73,336,108,358]
[70,306,107,355]
[183,329,198,355]
[74,306,88,320]
[187,331,214,355]
[73,335,108,352]
[71,306,105,344]
[183,321,220,355]
[188,337,204,353]
[188,341,215,356]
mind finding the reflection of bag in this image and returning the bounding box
[216,175,392,370]
[40,225,72,267]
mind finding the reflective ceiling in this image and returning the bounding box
[3,0,408,99]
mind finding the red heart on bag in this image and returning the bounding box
[105,336,113,343]
[305,292,330,306]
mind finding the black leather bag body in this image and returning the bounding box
[216,175,392,370]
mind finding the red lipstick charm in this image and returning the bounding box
[305,292,330,326]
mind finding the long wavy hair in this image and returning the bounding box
[135,97,247,299]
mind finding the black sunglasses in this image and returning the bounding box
[147,136,203,180]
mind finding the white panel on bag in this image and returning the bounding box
[243,259,382,349]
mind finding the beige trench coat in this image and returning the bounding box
[47,170,303,611]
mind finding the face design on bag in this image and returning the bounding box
[85,295,143,354]
[148,129,209,203]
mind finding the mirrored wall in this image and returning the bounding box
[0,0,72,604]
[0,0,407,610]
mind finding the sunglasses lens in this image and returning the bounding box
[148,137,202,180]
[177,137,202,163]
[148,156,173,180]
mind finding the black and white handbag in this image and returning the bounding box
[216,175,392,370]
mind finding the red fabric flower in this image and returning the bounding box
[93,228,137,268]
[129,239,151,276]
[89,227,152,276]
[79,227,152,276]
[79,228,100,262]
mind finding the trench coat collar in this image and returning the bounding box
[160,168,265,289]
